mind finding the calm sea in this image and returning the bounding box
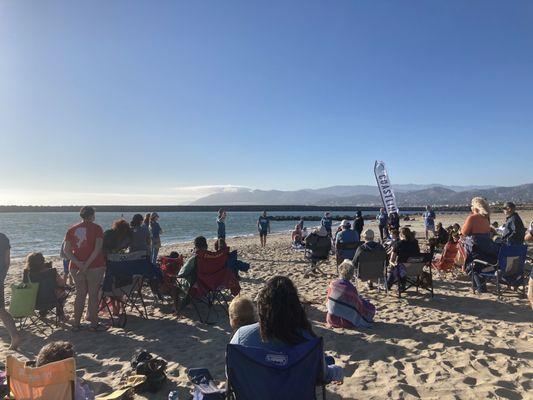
[0,210,387,259]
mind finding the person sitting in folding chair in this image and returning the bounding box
[461,197,501,292]
[6,340,94,400]
[304,226,331,276]
[326,260,375,329]
[353,229,387,290]
[174,236,209,311]
[230,276,343,385]
[387,227,420,290]
[501,202,526,245]
[23,252,68,322]
[432,232,460,277]
[335,220,360,267]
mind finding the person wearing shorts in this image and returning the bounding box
[257,211,271,248]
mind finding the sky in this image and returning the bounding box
[1,1,532,205]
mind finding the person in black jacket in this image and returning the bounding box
[501,202,526,245]
[352,211,364,236]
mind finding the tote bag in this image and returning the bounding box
[9,280,39,318]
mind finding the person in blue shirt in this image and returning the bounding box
[217,209,226,240]
[376,208,389,243]
[423,205,436,240]
[230,276,343,383]
[257,211,271,248]
[335,220,360,265]
[321,212,333,237]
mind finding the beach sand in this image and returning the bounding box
[1,211,532,399]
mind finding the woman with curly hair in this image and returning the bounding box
[230,276,343,382]
[103,219,132,254]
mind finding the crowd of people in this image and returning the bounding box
[1,199,532,398]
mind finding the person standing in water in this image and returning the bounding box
[257,211,271,248]
[217,209,227,240]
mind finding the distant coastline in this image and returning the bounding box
[0,204,475,213]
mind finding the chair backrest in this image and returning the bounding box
[226,338,324,400]
[6,355,76,400]
[306,235,331,260]
[403,256,426,277]
[104,251,161,292]
[497,244,527,277]
[23,269,58,311]
[159,256,184,276]
[356,249,387,281]
[192,250,239,296]
[441,242,459,264]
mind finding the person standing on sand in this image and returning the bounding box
[376,208,388,243]
[217,209,227,240]
[149,212,163,264]
[352,211,364,236]
[423,205,436,240]
[0,232,21,349]
[63,206,106,332]
[321,212,333,237]
[257,211,271,248]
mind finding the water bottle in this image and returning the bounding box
[168,390,179,400]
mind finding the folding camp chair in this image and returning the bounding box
[187,249,240,324]
[22,269,69,331]
[6,355,76,400]
[335,242,360,272]
[398,255,434,298]
[304,236,331,276]
[471,244,528,299]
[226,337,326,400]
[432,242,460,279]
[354,249,388,294]
[101,251,160,327]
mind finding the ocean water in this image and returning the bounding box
[0,210,382,259]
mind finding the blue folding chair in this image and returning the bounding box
[472,244,528,299]
[226,337,326,400]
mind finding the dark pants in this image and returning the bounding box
[379,225,388,242]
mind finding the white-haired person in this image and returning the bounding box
[461,197,500,293]
[352,229,387,289]
[326,260,375,329]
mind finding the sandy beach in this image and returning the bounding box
[1,211,532,399]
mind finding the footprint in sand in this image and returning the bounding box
[463,377,477,386]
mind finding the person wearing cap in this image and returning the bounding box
[501,202,526,245]
[352,229,387,289]
[335,220,360,265]
[352,211,364,236]
[149,212,163,264]
[321,212,333,237]
[63,206,106,332]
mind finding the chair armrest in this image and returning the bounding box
[472,259,496,267]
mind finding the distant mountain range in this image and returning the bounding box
[190,183,533,206]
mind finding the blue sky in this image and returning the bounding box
[1,1,532,205]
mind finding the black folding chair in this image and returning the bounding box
[354,249,388,294]
[398,254,434,298]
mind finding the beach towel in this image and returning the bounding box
[326,279,375,329]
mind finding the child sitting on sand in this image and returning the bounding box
[228,295,256,331]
